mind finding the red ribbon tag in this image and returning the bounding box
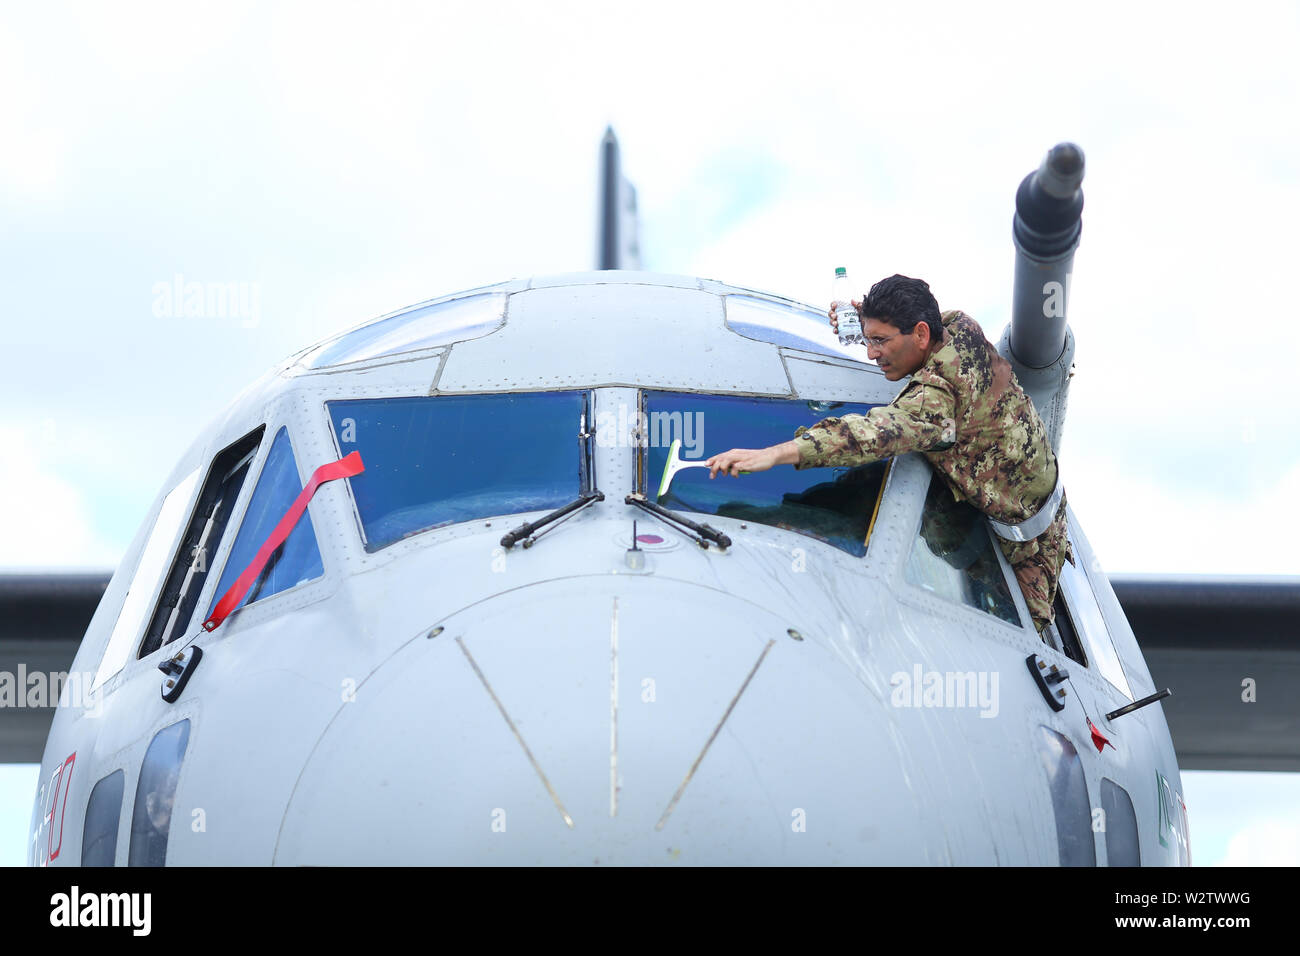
[203,451,364,632]
[1088,717,1112,753]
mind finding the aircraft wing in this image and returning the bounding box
[1109,574,1300,772]
[2,571,1297,769]
[0,573,109,762]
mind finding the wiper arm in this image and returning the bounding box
[501,491,604,550]
[624,494,731,551]
[501,392,602,551]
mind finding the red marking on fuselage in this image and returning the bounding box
[45,752,76,864]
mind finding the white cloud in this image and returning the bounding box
[1063,458,1300,575]
[0,427,122,570]
[0,27,65,198]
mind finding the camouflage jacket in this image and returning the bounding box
[792,310,1059,532]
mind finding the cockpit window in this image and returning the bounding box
[327,392,590,551]
[128,719,190,866]
[298,293,506,370]
[207,426,325,620]
[1058,553,1133,699]
[643,391,887,556]
[82,770,125,867]
[725,295,874,363]
[94,467,199,688]
[905,472,1022,626]
[137,427,264,658]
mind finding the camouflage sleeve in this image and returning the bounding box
[792,381,957,469]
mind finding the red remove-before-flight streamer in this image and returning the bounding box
[203,451,364,632]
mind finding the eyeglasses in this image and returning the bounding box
[864,331,900,350]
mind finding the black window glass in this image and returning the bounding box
[1101,778,1141,866]
[81,770,125,866]
[139,428,263,657]
[208,426,325,618]
[328,393,588,551]
[129,719,190,867]
[644,392,886,557]
[1036,726,1096,866]
[905,473,1022,626]
[1050,590,1089,666]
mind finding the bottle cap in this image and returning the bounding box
[835,267,846,276]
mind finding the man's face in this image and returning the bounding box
[864,317,929,381]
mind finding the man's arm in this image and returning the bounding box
[707,382,957,478]
[707,441,801,478]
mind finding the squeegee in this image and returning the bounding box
[656,439,748,498]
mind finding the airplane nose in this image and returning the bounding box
[274,576,906,865]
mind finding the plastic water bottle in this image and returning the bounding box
[832,267,862,345]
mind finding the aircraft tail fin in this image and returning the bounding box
[598,127,642,270]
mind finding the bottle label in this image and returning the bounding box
[835,305,862,344]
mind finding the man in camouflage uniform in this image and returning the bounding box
[706,274,1071,633]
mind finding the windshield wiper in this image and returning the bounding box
[501,491,605,550]
[624,494,731,550]
[501,392,602,551]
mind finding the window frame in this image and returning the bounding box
[901,464,1028,630]
[81,769,126,867]
[92,466,202,692]
[136,426,266,659]
[296,291,508,372]
[635,388,892,558]
[203,424,329,624]
[1100,777,1142,866]
[128,719,192,867]
[324,389,598,553]
[1052,530,1135,700]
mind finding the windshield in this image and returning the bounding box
[327,392,589,551]
[643,391,887,556]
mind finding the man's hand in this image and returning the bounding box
[706,441,801,478]
[827,298,863,335]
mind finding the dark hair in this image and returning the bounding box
[860,274,941,341]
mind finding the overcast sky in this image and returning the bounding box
[1,0,1297,865]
